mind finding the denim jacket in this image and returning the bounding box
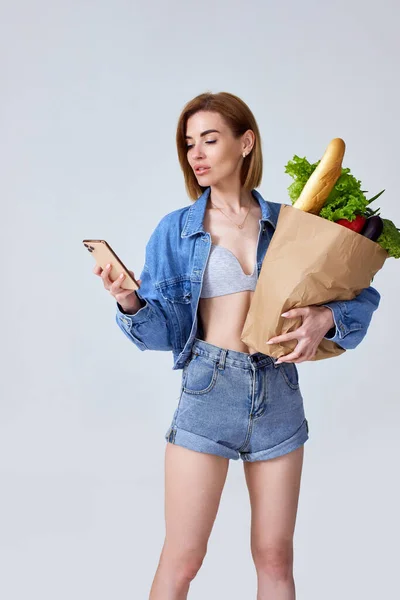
[116,186,380,370]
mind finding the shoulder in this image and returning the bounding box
[154,205,191,230]
[268,200,286,221]
[256,192,286,228]
[145,204,192,251]
[149,205,191,237]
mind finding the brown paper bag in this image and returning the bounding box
[240,204,388,360]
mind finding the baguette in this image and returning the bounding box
[293,138,346,214]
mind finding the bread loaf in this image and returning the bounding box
[293,138,346,214]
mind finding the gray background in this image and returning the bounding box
[1,1,399,598]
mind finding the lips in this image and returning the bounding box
[195,166,211,175]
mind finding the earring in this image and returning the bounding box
[242,152,246,158]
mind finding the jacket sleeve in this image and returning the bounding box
[115,236,173,351]
[321,285,381,350]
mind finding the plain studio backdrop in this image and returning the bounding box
[1,1,399,598]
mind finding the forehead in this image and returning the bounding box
[185,111,226,135]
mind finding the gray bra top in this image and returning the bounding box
[200,243,258,298]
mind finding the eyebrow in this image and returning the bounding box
[185,129,221,140]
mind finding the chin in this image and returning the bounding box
[200,174,219,186]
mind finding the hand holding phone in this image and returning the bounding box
[83,239,143,313]
[83,240,139,290]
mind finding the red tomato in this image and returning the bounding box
[336,215,367,233]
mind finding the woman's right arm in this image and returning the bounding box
[93,216,174,352]
[114,262,173,352]
[93,257,173,352]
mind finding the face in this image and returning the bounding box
[185,111,253,187]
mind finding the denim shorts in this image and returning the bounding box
[165,338,309,462]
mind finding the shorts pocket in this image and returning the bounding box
[183,353,219,395]
[278,362,300,390]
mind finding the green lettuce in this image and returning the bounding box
[377,219,400,259]
[284,154,400,258]
[284,155,318,204]
[284,155,372,221]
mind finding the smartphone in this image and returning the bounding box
[83,239,140,291]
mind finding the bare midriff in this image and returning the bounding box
[198,290,258,354]
[197,195,262,355]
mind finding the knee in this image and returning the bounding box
[252,542,293,581]
[179,552,205,582]
[161,545,206,582]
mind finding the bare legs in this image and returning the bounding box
[149,443,229,600]
[244,445,304,600]
[149,443,304,599]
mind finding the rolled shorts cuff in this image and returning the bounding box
[165,426,240,460]
[240,418,309,462]
[165,418,309,462]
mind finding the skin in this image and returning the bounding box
[184,110,334,363]
[93,110,334,599]
[270,306,334,365]
[92,264,142,309]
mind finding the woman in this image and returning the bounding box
[94,92,380,599]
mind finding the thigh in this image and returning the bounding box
[163,442,230,557]
[243,446,304,552]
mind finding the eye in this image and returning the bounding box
[186,140,217,150]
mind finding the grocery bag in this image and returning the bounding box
[240,204,388,360]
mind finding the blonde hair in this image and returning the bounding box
[176,91,263,201]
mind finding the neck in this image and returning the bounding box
[209,185,254,214]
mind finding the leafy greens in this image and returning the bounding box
[284,154,400,259]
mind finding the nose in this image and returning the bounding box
[193,152,205,161]
[190,144,206,160]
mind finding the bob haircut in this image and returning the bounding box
[176,91,263,201]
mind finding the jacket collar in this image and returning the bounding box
[181,186,278,238]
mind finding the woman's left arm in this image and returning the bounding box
[266,285,381,363]
[321,285,381,349]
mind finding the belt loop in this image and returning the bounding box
[217,348,227,370]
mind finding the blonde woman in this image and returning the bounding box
[94,92,380,599]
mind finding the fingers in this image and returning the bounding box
[276,355,300,364]
[100,264,113,288]
[275,340,317,364]
[115,288,137,302]
[276,349,303,364]
[95,264,125,289]
[110,274,141,294]
[109,273,124,293]
[92,262,142,308]
[99,264,121,289]
[281,307,309,319]
[267,331,298,345]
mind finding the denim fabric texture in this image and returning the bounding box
[164,338,309,461]
[116,186,381,371]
